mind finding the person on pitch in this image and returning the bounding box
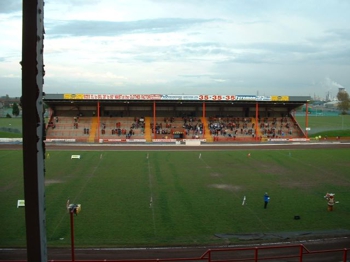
[264,192,270,209]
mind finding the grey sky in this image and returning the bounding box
[0,0,349,99]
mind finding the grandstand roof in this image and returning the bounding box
[44,93,311,110]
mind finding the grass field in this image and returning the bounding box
[0,117,22,138]
[1,148,350,247]
[295,115,350,136]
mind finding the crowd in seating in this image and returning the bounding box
[150,116,205,139]
[182,117,204,138]
[45,113,302,141]
[99,116,146,139]
[207,117,256,138]
[259,117,297,138]
[151,117,175,136]
[47,116,59,129]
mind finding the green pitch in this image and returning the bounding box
[1,149,350,247]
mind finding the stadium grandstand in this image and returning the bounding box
[43,93,311,143]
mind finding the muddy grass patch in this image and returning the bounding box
[208,184,242,191]
[45,179,64,186]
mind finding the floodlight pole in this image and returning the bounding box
[70,210,75,262]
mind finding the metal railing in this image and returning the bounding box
[2,244,348,262]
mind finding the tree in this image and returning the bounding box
[337,91,350,114]
[337,90,349,114]
[12,102,20,117]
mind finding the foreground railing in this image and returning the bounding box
[2,244,348,262]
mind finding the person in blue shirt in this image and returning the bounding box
[264,192,270,209]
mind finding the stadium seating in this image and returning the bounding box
[46,115,305,142]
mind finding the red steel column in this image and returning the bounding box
[97,101,100,142]
[343,248,348,262]
[255,102,259,140]
[299,244,304,262]
[70,211,75,262]
[153,101,156,139]
[203,102,206,135]
[254,247,258,262]
[305,102,309,138]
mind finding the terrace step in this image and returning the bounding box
[88,117,98,142]
[144,117,152,142]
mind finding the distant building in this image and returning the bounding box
[0,96,20,108]
[324,100,339,109]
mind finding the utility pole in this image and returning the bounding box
[22,0,47,261]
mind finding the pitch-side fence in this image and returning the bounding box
[2,243,349,262]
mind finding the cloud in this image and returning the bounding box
[179,74,213,78]
[47,18,220,37]
[2,0,350,98]
[0,1,21,13]
[324,28,350,41]
[55,0,101,5]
